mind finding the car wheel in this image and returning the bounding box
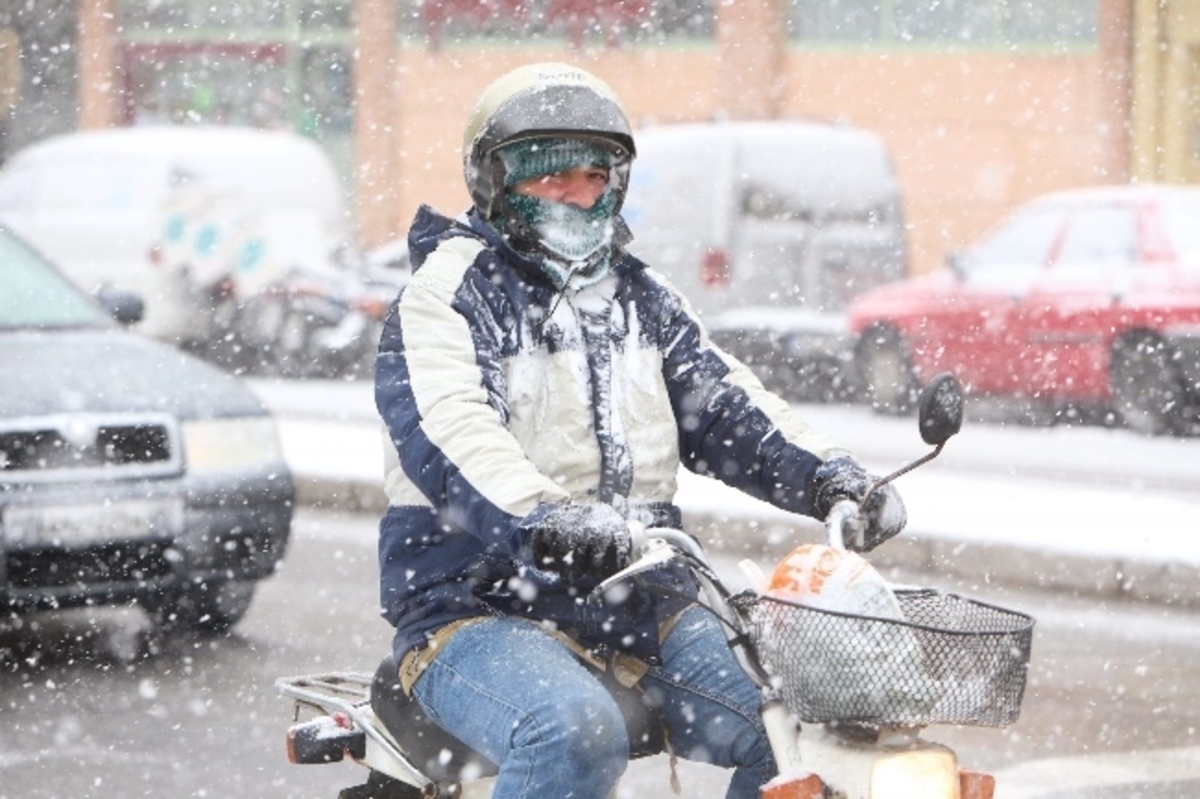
[855,326,919,415]
[144,580,257,635]
[1110,333,1189,436]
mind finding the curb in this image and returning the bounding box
[295,475,1199,609]
[993,746,1200,799]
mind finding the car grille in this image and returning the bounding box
[6,540,175,589]
[0,413,182,482]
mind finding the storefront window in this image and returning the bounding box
[1004,2,1099,45]
[120,0,191,30]
[192,2,288,29]
[395,0,715,48]
[789,0,1099,50]
[892,0,998,44]
[300,45,353,136]
[121,0,288,30]
[117,0,353,137]
[299,0,354,31]
[792,0,882,43]
[124,44,291,127]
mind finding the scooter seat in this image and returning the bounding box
[370,653,666,784]
[371,655,499,783]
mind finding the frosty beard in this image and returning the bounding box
[505,190,617,289]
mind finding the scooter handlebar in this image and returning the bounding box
[592,527,711,596]
[825,499,866,551]
[599,500,867,599]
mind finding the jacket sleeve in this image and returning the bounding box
[650,275,852,518]
[374,236,570,556]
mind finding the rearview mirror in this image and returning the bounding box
[854,373,964,520]
[94,285,146,326]
[918,372,964,446]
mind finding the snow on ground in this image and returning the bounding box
[273,414,1200,570]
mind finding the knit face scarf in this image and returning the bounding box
[496,137,619,288]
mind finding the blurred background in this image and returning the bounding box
[0,1,1166,271]
[4,7,1200,798]
[2,1,1198,420]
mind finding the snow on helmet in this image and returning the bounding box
[462,62,636,221]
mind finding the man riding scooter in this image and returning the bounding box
[373,62,906,799]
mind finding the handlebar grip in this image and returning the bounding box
[825,499,865,551]
[592,527,710,597]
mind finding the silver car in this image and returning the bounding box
[0,225,294,633]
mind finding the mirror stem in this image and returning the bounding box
[860,442,944,507]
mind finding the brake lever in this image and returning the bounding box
[592,537,677,596]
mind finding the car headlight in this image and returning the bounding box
[182,416,285,475]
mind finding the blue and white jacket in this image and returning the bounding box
[376,205,849,666]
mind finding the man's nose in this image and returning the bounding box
[561,173,602,209]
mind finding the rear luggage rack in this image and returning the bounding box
[276,672,432,788]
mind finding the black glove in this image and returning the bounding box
[811,457,907,552]
[521,502,632,582]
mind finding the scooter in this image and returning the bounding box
[276,373,1035,799]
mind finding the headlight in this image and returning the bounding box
[799,729,963,799]
[870,748,959,799]
[182,416,285,475]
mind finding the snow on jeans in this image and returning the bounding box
[410,606,776,799]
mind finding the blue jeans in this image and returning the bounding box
[410,606,776,799]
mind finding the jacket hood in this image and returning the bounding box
[2,329,266,419]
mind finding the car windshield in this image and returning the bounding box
[0,229,110,330]
[1160,195,1200,266]
[958,203,1064,292]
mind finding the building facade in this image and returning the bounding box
[56,0,1191,274]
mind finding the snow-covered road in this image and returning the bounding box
[251,378,1200,606]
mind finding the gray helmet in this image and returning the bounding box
[462,63,636,220]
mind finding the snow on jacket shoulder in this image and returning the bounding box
[375,205,849,661]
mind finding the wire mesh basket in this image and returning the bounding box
[729,588,1034,728]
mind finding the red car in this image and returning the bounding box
[848,184,1200,435]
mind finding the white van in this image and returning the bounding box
[623,120,907,399]
[0,126,349,343]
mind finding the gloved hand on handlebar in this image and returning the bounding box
[521,501,632,582]
[811,457,907,552]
